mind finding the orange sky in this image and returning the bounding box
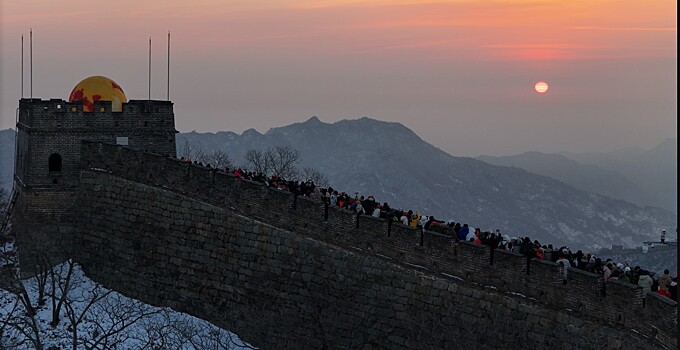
[0,0,676,155]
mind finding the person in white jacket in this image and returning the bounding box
[637,270,653,294]
[556,254,571,283]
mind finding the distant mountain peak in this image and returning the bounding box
[305,116,322,124]
[242,128,262,137]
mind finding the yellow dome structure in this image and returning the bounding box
[68,76,127,112]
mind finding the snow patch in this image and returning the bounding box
[1,262,252,350]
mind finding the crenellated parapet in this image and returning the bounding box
[18,98,174,131]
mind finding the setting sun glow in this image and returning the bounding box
[534,81,549,94]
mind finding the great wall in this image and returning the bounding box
[9,141,674,349]
[8,95,678,349]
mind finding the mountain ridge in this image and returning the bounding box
[487,138,677,213]
[175,117,676,250]
[476,151,661,211]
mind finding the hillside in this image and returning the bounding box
[177,117,677,250]
[559,138,677,213]
[477,152,659,210]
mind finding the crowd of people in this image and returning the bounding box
[178,158,679,302]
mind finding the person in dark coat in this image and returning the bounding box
[520,237,536,259]
[424,216,435,230]
[457,224,469,241]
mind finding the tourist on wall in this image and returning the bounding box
[410,212,420,228]
[575,251,584,267]
[400,212,409,225]
[309,187,322,202]
[637,270,653,294]
[535,244,544,260]
[329,191,338,206]
[618,268,631,283]
[603,263,613,281]
[630,266,641,285]
[492,234,506,250]
[656,285,672,298]
[658,269,672,290]
[456,224,469,241]
[372,205,381,218]
[543,244,553,262]
[465,229,476,243]
[609,270,621,281]
[556,253,571,283]
[519,237,536,259]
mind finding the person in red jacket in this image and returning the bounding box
[656,285,672,298]
[473,230,481,245]
[535,243,545,260]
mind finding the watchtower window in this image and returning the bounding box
[48,153,62,173]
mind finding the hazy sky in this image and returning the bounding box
[0,0,676,156]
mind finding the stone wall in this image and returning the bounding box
[68,142,677,349]
[11,187,77,277]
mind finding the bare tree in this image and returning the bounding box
[2,254,253,349]
[159,313,256,350]
[269,146,300,179]
[74,290,160,350]
[49,259,75,327]
[300,167,329,187]
[196,149,234,169]
[177,139,204,161]
[244,145,301,179]
[0,298,44,350]
[243,149,270,174]
[0,270,44,350]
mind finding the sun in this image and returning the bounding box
[534,81,549,94]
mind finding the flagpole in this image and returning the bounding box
[148,37,152,100]
[21,34,24,99]
[30,28,33,100]
[167,30,170,101]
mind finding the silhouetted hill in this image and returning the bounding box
[559,139,677,213]
[177,117,677,251]
[477,152,658,211]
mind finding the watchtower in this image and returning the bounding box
[15,76,177,190]
[12,75,177,272]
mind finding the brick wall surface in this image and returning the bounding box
[62,142,677,349]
